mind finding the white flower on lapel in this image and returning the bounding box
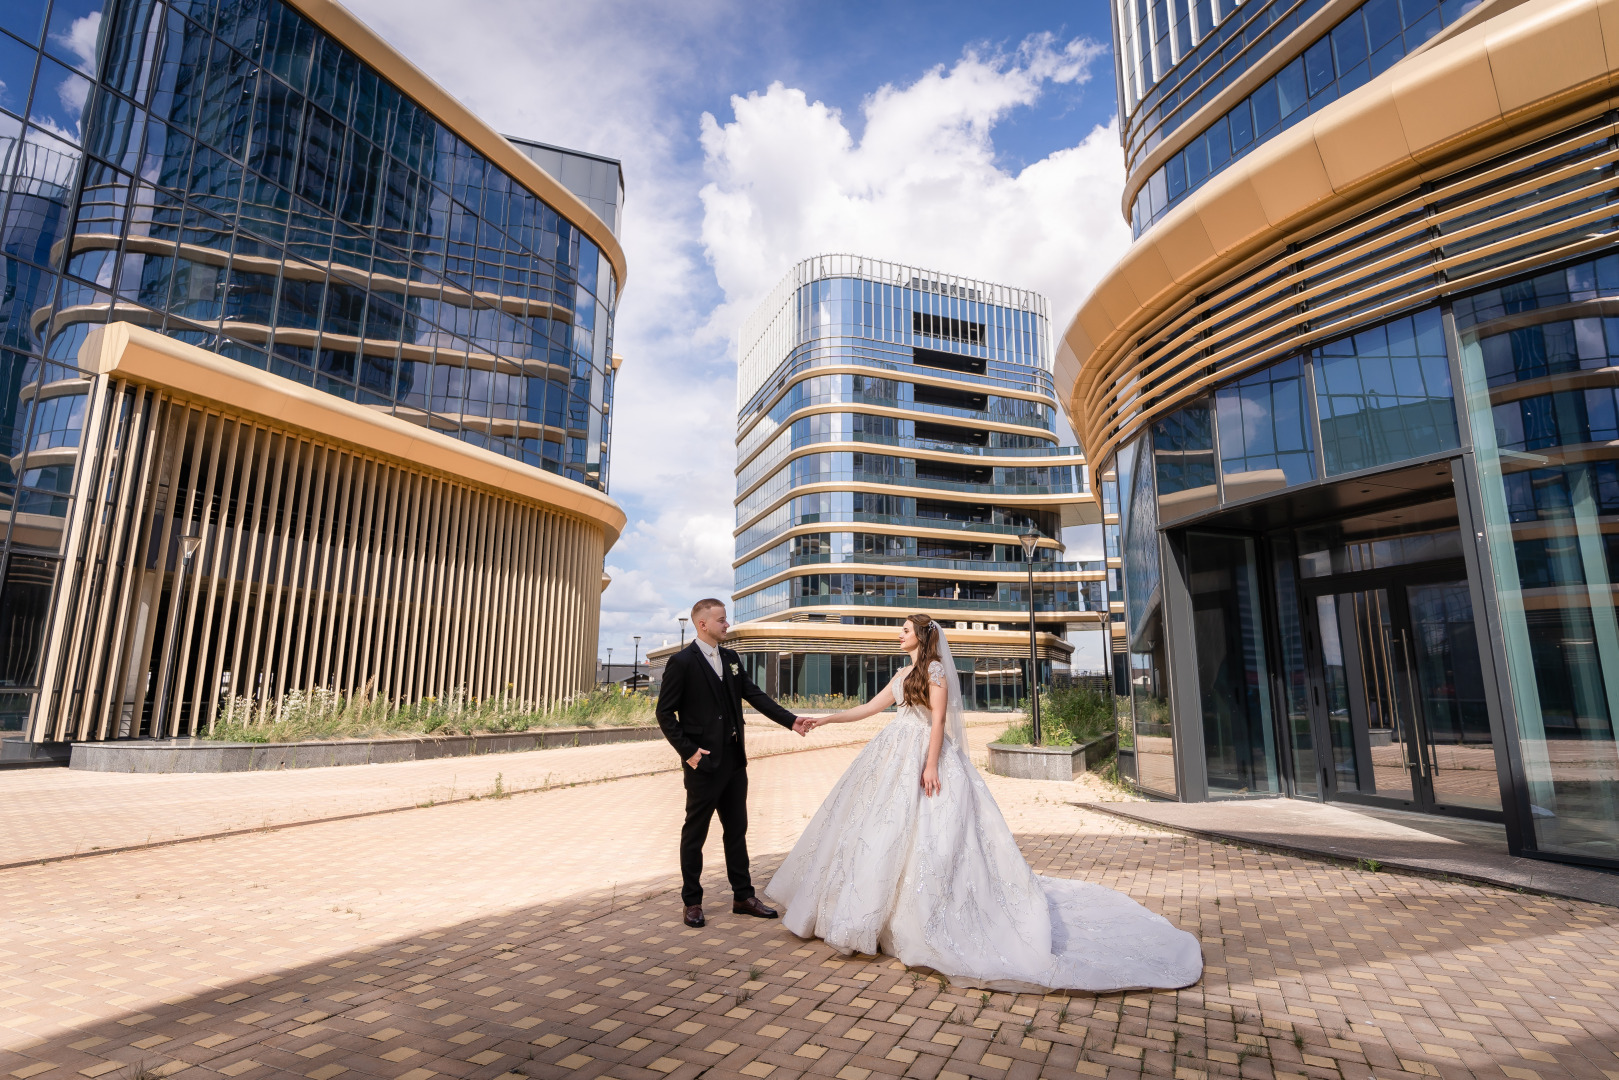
[729,662,739,675]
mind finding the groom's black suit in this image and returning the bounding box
[656,641,797,907]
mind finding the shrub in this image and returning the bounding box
[995,686,1115,747]
[206,686,655,743]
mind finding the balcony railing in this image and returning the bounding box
[739,468,1086,524]
[736,511,1077,559]
[789,594,1096,613]
[735,554,1106,588]
[776,555,1099,573]
[739,348,1057,428]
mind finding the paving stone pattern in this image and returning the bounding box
[0,716,1006,869]
[0,724,1615,1080]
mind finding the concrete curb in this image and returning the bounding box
[68,725,663,773]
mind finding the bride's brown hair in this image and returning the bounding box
[901,614,944,706]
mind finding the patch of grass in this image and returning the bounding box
[777,693,861,711]
[1357,857,1384,873]
[205,686,656,743]
[1091,750,1135,793]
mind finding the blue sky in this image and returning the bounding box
[348,0,1131,663]
[717,1,1118,169]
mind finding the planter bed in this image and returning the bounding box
[68,725,663,774]
[986,731,1117,782]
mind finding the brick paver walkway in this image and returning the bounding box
[1,722,1615,1080]
[0,716,1006,869]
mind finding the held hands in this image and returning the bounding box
[796,711,846,733]
[920,763,941,797]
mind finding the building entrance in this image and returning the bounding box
[1304,565,1499,818]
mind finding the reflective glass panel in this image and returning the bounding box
[1215,355,1314,501]
[1122,437,1161,644]
[1312,307,1459,476]
[1272,536,1319,797]
[1186,531,1279,796]
[1313,593,1365,793]
[1458,254,1619,861]
[1297,495,1464,578]
[1130,644,1175,797]
[1407,581,1499,812]
[1151,398,1216,519]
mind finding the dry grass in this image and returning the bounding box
[206,686,655,743]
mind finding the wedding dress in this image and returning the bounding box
[766,632,1202,993]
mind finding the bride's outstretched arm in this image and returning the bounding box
[805,684,895,729]
[920,676,947,797]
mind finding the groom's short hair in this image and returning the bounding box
[691,598,725,622]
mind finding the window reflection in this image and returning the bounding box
[1215,355,1314,501]
[1151,398,1217,519]
[1313,307,1459,476]
[1186,530,1279,796]
[21,0,621,492]
[1458,253,1619,861]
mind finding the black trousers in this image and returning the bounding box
[680,749,752,907]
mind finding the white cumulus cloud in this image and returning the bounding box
[57,11,102,69]
[697,35,1130,348]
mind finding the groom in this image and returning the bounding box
[656,598,807,928]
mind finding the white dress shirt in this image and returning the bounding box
[696,637,724,678]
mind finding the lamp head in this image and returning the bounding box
[1019,528,1041,559]
[181,529,203,559]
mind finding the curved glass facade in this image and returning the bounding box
[5,0,618,496]
[1080,0,1619,868]
[1457,256,1619,864]
[1122,0,1481,237]
[725,256,1103,707]
[1118,0,1319,171]
[0,0,624,749]
[733,258,1097,626]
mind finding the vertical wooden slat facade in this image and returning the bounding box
[32,365,610,742]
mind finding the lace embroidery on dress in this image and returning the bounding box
[767,664,1203,993]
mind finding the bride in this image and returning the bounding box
[766,613,1202,993]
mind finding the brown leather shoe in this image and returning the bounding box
[732,896,777,919]
[683,904,704,928]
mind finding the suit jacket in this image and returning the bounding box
[656,642,796,771]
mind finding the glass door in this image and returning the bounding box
[1306,572,1499,817]
[1404,582,1499,813]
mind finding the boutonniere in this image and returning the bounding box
[729,662,739,675]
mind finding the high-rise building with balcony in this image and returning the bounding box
[720,255,1104,710]
[1059,0,1619,870]
[0,0,627,754]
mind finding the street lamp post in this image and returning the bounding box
[157,528,203,737]
[633,635,641,693]
[606,647,613,689]
[1019,527,1043,746]
[678,616,688,648]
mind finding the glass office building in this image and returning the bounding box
[711,255,1104,710]
[1059,0,1619,868]
[0,0,627,754]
